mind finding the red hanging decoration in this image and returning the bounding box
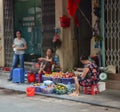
[67,0,80,27]
[75,16,79,27]
[60,15,70,28]
[67,0,80,17]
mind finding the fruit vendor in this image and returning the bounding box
[70,54,99,96]
[37,48,54,83]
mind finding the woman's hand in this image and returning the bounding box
[14,43,27,50]
[38,57,46,61]
[38,58,42,61]
[12,44,16,48]
[15,47,23,50]
[81,68,89,79]
[15,45,27,51]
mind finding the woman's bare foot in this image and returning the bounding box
[69,92,79,96]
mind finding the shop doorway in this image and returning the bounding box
[41,0,55,56]
[75,0,92,66]
[104,0,120,73]
[14,0,42,62]
[14,0,55,62]
[3,0,55,67]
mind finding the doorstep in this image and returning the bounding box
[0,71,120,109]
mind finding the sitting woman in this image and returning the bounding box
[37,48,53,82]
[70,54,99,96]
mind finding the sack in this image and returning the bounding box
[105,65,116,74]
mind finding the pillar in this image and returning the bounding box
[0,0,5,66]
[91,0,101,55]
[55,0,78,71]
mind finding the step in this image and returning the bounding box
[107,74,120,81]
[106,80,120,90]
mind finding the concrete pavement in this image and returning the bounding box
[0,70,120,109]
[0,89,119,112]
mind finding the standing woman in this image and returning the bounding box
[8,30,27,81]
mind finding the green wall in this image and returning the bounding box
[14,0,42,62]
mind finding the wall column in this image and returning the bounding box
[55,0,78,71]
[91,0,99,55]
[0,0,5,66]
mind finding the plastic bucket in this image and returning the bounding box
[27,73,36,83]
[26,87,35,97]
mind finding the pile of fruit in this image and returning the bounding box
[62,72,75,78]
[44,71,75,78]
[52,72,64,78]
[33,83,40,86]
[44,71,64,78]
[54,83,67,94]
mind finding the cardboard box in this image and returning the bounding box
[98,82,106,92]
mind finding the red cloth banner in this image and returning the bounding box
[67,0,80,17]
[75,16,79,27]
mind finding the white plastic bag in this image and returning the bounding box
[105,65,116,74]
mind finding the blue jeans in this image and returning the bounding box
[9,53,24,79]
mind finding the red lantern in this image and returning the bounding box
[60,15,70,28]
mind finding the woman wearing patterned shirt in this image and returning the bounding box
[70,55,99,96]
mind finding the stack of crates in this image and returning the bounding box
[12,68,24,83]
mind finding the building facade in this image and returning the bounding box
[0,0,120,75]
[0,0,55,68]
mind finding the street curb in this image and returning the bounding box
[35,93,120,110]
[0,86,120,110]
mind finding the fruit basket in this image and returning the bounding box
[43,80,53,86]
[35,86,42,92]
[60,72,75,84]
[42,75,52,81]
[54,83,67,95]
[33,83,41,92]
[60,78,74,84]
[34,85,47,93]
[42,86,54,94]
[51,77,61,84]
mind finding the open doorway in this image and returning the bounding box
[75,0,92,67]
[14,0,42,62]
[14,0,55,62]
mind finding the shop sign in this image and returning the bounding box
[22,16,35,26]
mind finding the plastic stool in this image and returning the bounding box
[12,68,24,83]
[84,84,99,96]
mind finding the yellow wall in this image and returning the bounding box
[0,0,4,66]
